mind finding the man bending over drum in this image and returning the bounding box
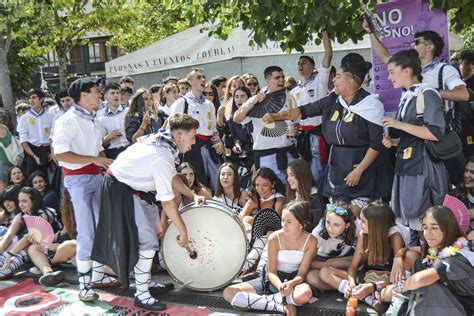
[91,113,206,311]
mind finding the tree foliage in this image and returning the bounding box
[8,38,45,98]
[165,0,473,53]
[105,1,192,54]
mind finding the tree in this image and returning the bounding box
[105,1,192,54]
[165,0,473,53]
[0,1,38,112]
[19,0,127,90]
[8,38,45,99]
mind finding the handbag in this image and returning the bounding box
[0,125,24,166]
[415,87,463,162]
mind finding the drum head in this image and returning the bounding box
[162,201,247,291]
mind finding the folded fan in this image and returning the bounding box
[23,215,54,246]
[443,194,469,233]
[247,89,287,118]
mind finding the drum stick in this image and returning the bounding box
[177,235,197,259]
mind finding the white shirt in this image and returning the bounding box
[291,66,330,127]
[109,142,177,202]
[158,104,172,117]
[52,105,104,170]
[50,109,68,140]
[240,91,297,150]
[170,95,217,136]
[312,219,362,258]
[422,60,466,110]
[96,105,130,149]
[17,108,54,146]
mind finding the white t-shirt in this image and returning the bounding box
[240,92,297,151]
[291,67,331,127]
[422,60,466,110]
[170,95,217,136]
[17,109,54,146]
[109,141,177,202]
[312,218,362,258]
[52,106,104,170]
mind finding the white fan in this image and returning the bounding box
[23,215,54,246]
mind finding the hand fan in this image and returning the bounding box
[224,98,233,121]
[260,121,288,138]
[247,89,287,118]
[23,215,54,246]
[360,1,381,38]
[443,194,469,233]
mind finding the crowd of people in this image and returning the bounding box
[0,24,473,315]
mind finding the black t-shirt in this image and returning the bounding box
[433,253,474,315]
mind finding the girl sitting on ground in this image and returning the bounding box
[306,202,359,292]
[318,201,404,314]
[0,187,62,281]
[240,167,286,225]
[224,201,317,316]
[389,206,474,315]
[286,159,324,231]
[213,162,248,213]
[177,162,212,203]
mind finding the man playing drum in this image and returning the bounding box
[92,113,206,311]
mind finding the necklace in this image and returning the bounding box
[422,237,468,267]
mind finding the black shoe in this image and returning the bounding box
[39,270,65,287]
[149,282,175,295]
[134,297,167,311]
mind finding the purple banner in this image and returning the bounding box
[372,0,449,113]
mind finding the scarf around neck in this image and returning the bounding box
[138,128,180,165]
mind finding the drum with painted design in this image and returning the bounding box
[161,200,248,291]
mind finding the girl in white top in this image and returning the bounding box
[224,201,317,316]
[306,202,360,291]
[213,163,248,213]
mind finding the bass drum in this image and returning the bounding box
[161,200,248,291]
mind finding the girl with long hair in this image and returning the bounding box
[306,201,359,290]
[125,89,162,143]
[213,162,248,213]
[240,167,286,225]
[177,162,212,200]
[224,201,317,316]
[319,201,405,313]
[389,206,473,315]
[286,159,323,231]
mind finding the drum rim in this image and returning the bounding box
[161,200,248,292]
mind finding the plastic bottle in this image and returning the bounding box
[346,297,358,316]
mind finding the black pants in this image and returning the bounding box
[25,143,50,177]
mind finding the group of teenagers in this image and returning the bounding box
[0,22,473,315]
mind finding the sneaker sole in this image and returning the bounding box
[39,272,65,287]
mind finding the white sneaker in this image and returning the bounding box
[29,266,42,275]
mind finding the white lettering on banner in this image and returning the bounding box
[375,8,414,39]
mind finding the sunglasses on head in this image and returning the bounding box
[202,91,214,97]
[326,204,348,215]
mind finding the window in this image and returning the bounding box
[44,51,59,67]
[69,45,82,65]
[88,42,101,63]
[106,45,119,61]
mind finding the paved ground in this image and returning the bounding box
[0,263,381,315]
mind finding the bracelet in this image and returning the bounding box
[6,251,14,257]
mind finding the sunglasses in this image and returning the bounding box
[202,91,214,97]
[326,204,348,215]
[247,82,259,87]
[414,39,429,46]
